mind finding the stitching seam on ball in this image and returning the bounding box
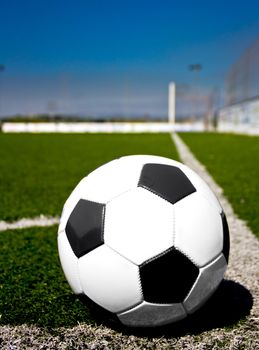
[140,246,175,267]
[172,205,175,246]
[175,246,199,268]
[101,205,106,243]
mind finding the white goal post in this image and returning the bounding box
[168,82,176,125]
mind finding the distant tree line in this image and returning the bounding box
[0,114,168,124]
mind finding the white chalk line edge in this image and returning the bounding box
[0,215,60,232]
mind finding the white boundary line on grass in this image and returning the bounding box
[0,215,59,232]
[0,133,258,349]
[172,132,259,319]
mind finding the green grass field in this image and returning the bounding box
[0,226,251,331]
[0,133,178,221]
[0,132,258,349]
[180,133,259,238]
[0,225,88,327]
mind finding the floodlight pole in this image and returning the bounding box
[168,82,176,125]
[188,64,202,121]
[0,64,5,116]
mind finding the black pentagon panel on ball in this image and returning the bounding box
[138,163,196,204]
[221,211,230,263]
[65,199,105,258]
[140,248,199,303]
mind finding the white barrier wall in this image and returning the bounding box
[218,98,259,135]
[2,122,174,133]
[1,122,205,133]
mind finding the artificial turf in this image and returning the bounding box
[0,133,257,349]
[0,225,93,328]
[180,132,259,238]
[0,133,179,221]
[0,226,252,331]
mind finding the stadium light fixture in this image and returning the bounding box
[188,64,202,72]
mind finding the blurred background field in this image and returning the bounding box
[0,133,178,221]
[1,131,258,240]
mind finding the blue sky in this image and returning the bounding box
[1,0,259,117]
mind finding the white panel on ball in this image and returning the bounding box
[58,231,82,294]
[177,163,222,213]
[118,301,186,327]
[183,253,227,313]
[174,192,223,267]
[81,158,142,203]
[78,244,142,313]
[58,157,143,233]
[58,154,186,235]
[104,187,174,265]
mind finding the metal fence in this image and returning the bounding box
[225,37,259,106]
[218,37,259,134]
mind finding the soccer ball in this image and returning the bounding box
[58,155,229,327]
